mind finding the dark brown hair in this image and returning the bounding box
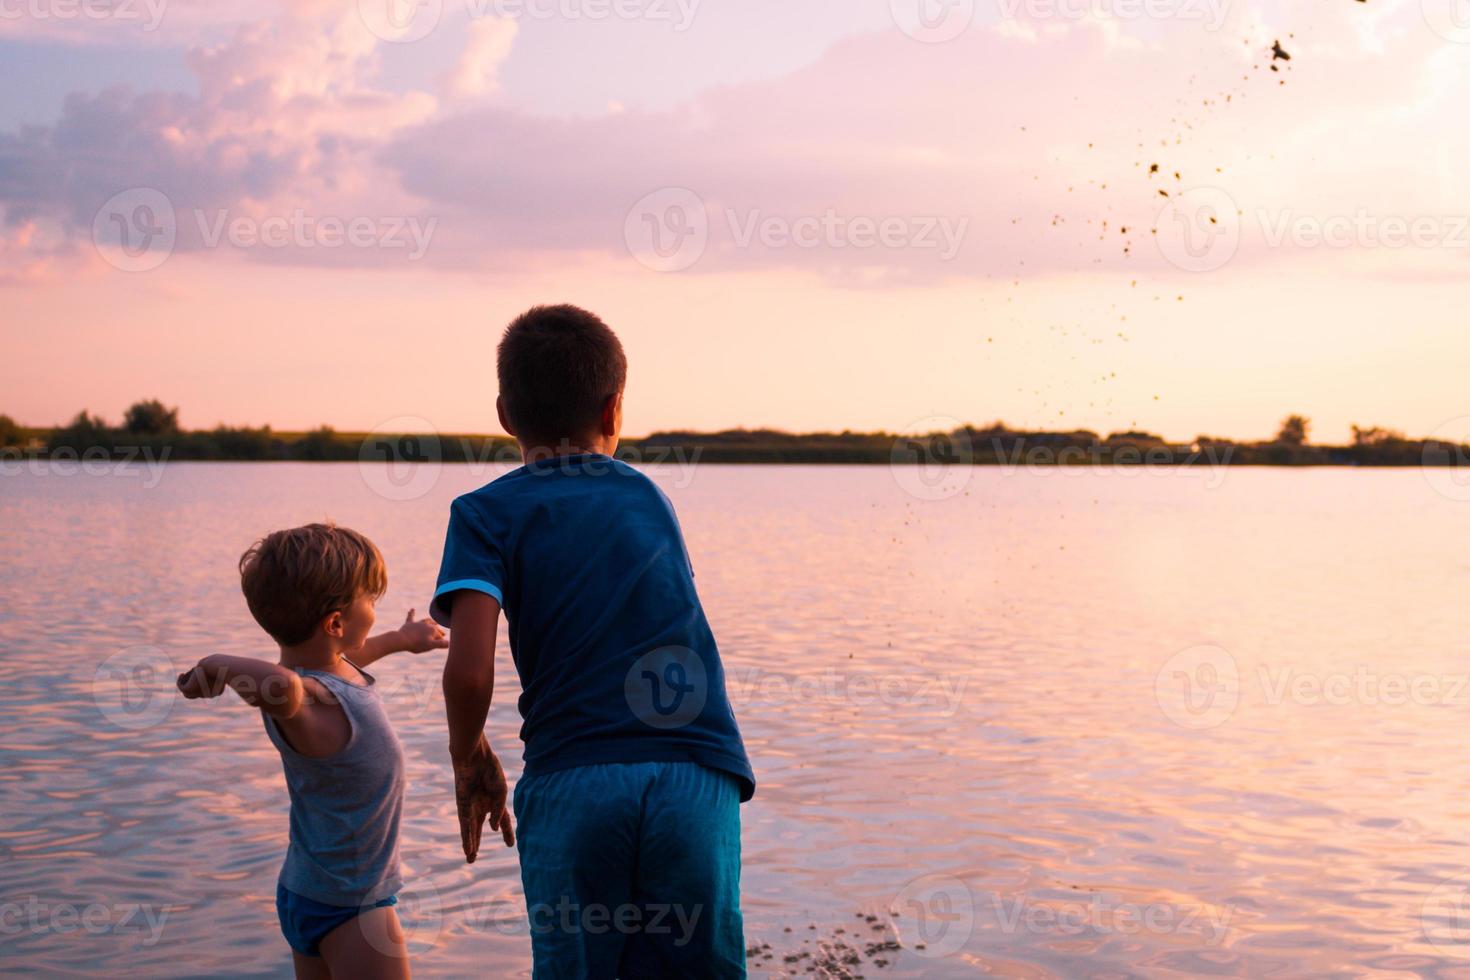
[239,523,387,645]
[497,304,627,444]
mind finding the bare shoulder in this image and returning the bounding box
[271,675,352,759]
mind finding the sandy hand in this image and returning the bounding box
[453,738,515,862]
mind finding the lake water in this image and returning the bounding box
[5,461,1470,977]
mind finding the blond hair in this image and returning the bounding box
[239,523,388,645]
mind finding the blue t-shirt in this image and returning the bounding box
[430,453,754,802]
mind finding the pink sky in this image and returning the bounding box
[3,0,1469,442]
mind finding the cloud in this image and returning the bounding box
[0,9,436,268]
[441,16,519,101]
[1,1,1466,281]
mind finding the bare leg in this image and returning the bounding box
[292,951,332,980]
[319,906,411,980]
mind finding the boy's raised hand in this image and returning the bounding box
[397,609,449,654]
[453,735,515,862]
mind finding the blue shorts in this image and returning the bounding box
[513,761,745,979]
[276,884,398,957]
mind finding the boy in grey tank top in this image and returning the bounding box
[177,523,448,979]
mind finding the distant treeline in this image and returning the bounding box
[1,403,1465,467]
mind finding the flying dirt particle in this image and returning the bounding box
[1272,39,1291,61]
[1149,163,1159,175]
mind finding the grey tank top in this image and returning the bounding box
[262,662,406,906]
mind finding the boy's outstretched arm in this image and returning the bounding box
[177,655,305,719]
[355,608,448,667]
[443,590,515,861]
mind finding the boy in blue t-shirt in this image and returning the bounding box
[430,304,754,979]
